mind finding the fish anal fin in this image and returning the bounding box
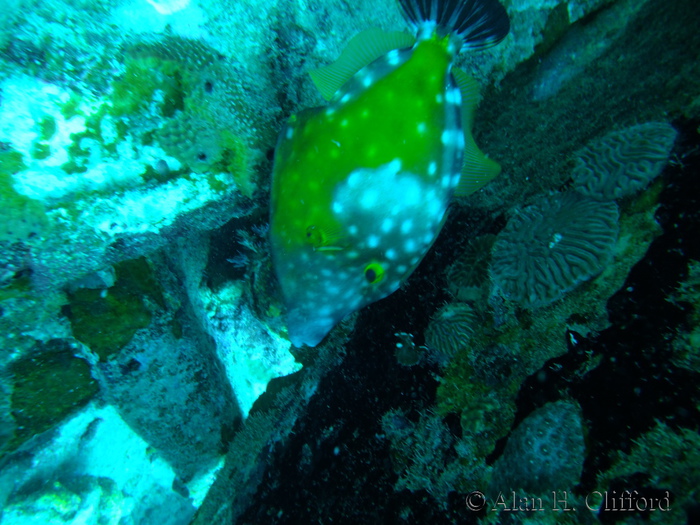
[456,139,501,197]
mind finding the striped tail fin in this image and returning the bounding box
[398,0,510,49]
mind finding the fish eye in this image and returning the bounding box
[364,262,385,284]
[305,225,324,246]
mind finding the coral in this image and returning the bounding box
[156,112,223,173]
[436,339,518,458]
[490,400,585,496]
[445,234,496,302]
[596,422,700,525]
[490,192,619,308]
[128,36,223,71]
[424,303,479,363]
[382,409,456,498]
[572,122,678,201]
[8,339,99,453]
[109,54,187,120]
[113,37,260,196]
[670,260,700,371]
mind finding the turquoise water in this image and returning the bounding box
[0,0,699,523]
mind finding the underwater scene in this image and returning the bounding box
[1,0,699,523]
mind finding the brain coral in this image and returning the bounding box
[572,122,677,201]
[445,234,496,302]
[156,112,223,173]
[490,192,619,308]
[490,400,585,495]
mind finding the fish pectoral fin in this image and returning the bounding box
[309,28,416,101]
[452,67,480,129]
[451,66,501,197]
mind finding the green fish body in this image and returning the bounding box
[270,0,510,347]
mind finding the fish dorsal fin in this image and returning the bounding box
[452,67,501,197]
[309,28,416,101]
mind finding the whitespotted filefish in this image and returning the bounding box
[270,0,510,347]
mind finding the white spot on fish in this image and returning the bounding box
[403,185,420,206]
[428,162,437,176]
[361,189,379,209]
[367,235,380,248]
[340,93,351,104]
[363,74,373,88]
[348,225,358,235]
[428,200,441,221]
[397,265,407,273]
[405,239,417,253]
[436,94,443,104]
[381,218,394,233]
[286,127,293,139]
[347,171,362,188]
[417,122,427,134]
[441,174,451,188]
[441,129,461,146]
[317,305,331,315]
[332,201,343,214]
[387,49,400,66]
[446,88,462,105]
[386,248,397,260]
[401,219,413,234]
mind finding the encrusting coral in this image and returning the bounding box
[572,121,677,201]
[490,191,619,308]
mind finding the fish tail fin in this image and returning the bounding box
[397,0,510,50]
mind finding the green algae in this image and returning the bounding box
[60,91,83,120]
[110,56,185,119]
[38,116,57,141]
[0,149,49,242]
[30,142,51,160]
[66,257,164,361]
[8,339,99,452]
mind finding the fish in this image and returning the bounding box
[270,0,510,347]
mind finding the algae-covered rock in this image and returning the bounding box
[8,339,99,452]
[65,257,161,361]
